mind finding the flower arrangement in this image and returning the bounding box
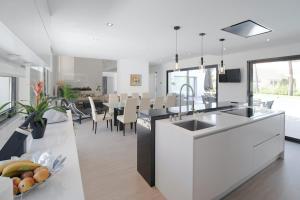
[17,81,65,139]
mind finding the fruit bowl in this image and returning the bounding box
[0,151,66,199]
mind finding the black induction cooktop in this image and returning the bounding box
[222,107,268,118]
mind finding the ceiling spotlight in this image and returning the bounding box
[266,38,270,42]
[106,23,114,27]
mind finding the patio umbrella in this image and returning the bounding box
[204,69,213,91]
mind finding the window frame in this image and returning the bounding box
[166,65,219,102]
[0,76,17,124]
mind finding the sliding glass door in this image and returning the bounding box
[248,56,300,142]
[167,65,218,105]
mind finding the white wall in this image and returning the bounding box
[152,42,300,103]
[117,59,149,94]
[0,58,25,77]
[58,56,74,81]
[73,57,104,91]
[55,56,117,92]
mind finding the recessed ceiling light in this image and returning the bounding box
[266,38,271,42]
[223,47,226,51]
[106,23,114,27]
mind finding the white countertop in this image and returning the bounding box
[157,108,285,139]
[22,111,85,200]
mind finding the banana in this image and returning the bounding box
[2,162,40,177]
[0,160,33,175]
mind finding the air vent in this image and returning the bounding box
[222,20,272,38]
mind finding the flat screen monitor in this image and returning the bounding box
[219,68,241,83]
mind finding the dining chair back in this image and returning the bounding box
[165,94,176,108]
[108,94,119,113]
[88,97,97,122]
[131,93,140,99]
[139,98,151,111]
[123,98,138,124]
[142,92,150,99]
[120,93,128,103]
[153,97,164,109]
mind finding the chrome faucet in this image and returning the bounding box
[179,83,195,120]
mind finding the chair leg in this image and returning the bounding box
[134,122,137,134]
[92,121,94,130]
[130,123,133,130]
[110,119,112,132]
[123,123,125,136]
[95,122,97,134]
[106,120,108,128]
[117,121,119,132]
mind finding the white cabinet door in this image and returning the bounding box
[193,126,253,200]
[250,115,282,146]
[252,114,285,171]
[193,114,285,200]
[253,134,281,171]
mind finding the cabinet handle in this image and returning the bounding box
[253,133,280,148]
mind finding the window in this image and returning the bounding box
[167,65,218,104]
[248,55,300,142]
[0,76,16,123]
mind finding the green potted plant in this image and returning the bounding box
[0,102,10,112]
[62,84,79,101]
[17,81,65,139]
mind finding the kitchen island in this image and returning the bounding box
[136,101,237,186]
[155,107,285,200]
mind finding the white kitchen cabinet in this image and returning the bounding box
[156,112,285,200]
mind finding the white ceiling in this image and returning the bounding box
[1,0,300,64]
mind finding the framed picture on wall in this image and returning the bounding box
[130,74,142,86]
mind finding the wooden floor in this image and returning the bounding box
[75,120,300,200]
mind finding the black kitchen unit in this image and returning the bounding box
[136,102,235,187]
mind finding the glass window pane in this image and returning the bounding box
[168,71,188,95]
[0,77,11,111]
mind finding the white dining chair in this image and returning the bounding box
[153,96,164,109]
[131,93,140,99]
[119,93,128,104]
[139,98,151,111]
[165,94,177,108]
[117,98,138,136]
[108,94,119,114]
[142,92,150,99]
[88,97,113,134]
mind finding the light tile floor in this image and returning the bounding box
[75,120,300,200]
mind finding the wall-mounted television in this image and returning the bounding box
[219,68,241,83]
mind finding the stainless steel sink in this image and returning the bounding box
[174,120,215,131]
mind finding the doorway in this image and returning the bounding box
[248,55,300,142]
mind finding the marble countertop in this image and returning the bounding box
[139,101,237,118]
[21,111,85,200]
[156,108,285,139]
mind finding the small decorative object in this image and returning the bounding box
[130,74,142,86]
[0,151,66,198]
[33,81,44,106]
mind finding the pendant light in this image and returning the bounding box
[219,38,226,74]
[199,33,206,71]
[174,26,181,71]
